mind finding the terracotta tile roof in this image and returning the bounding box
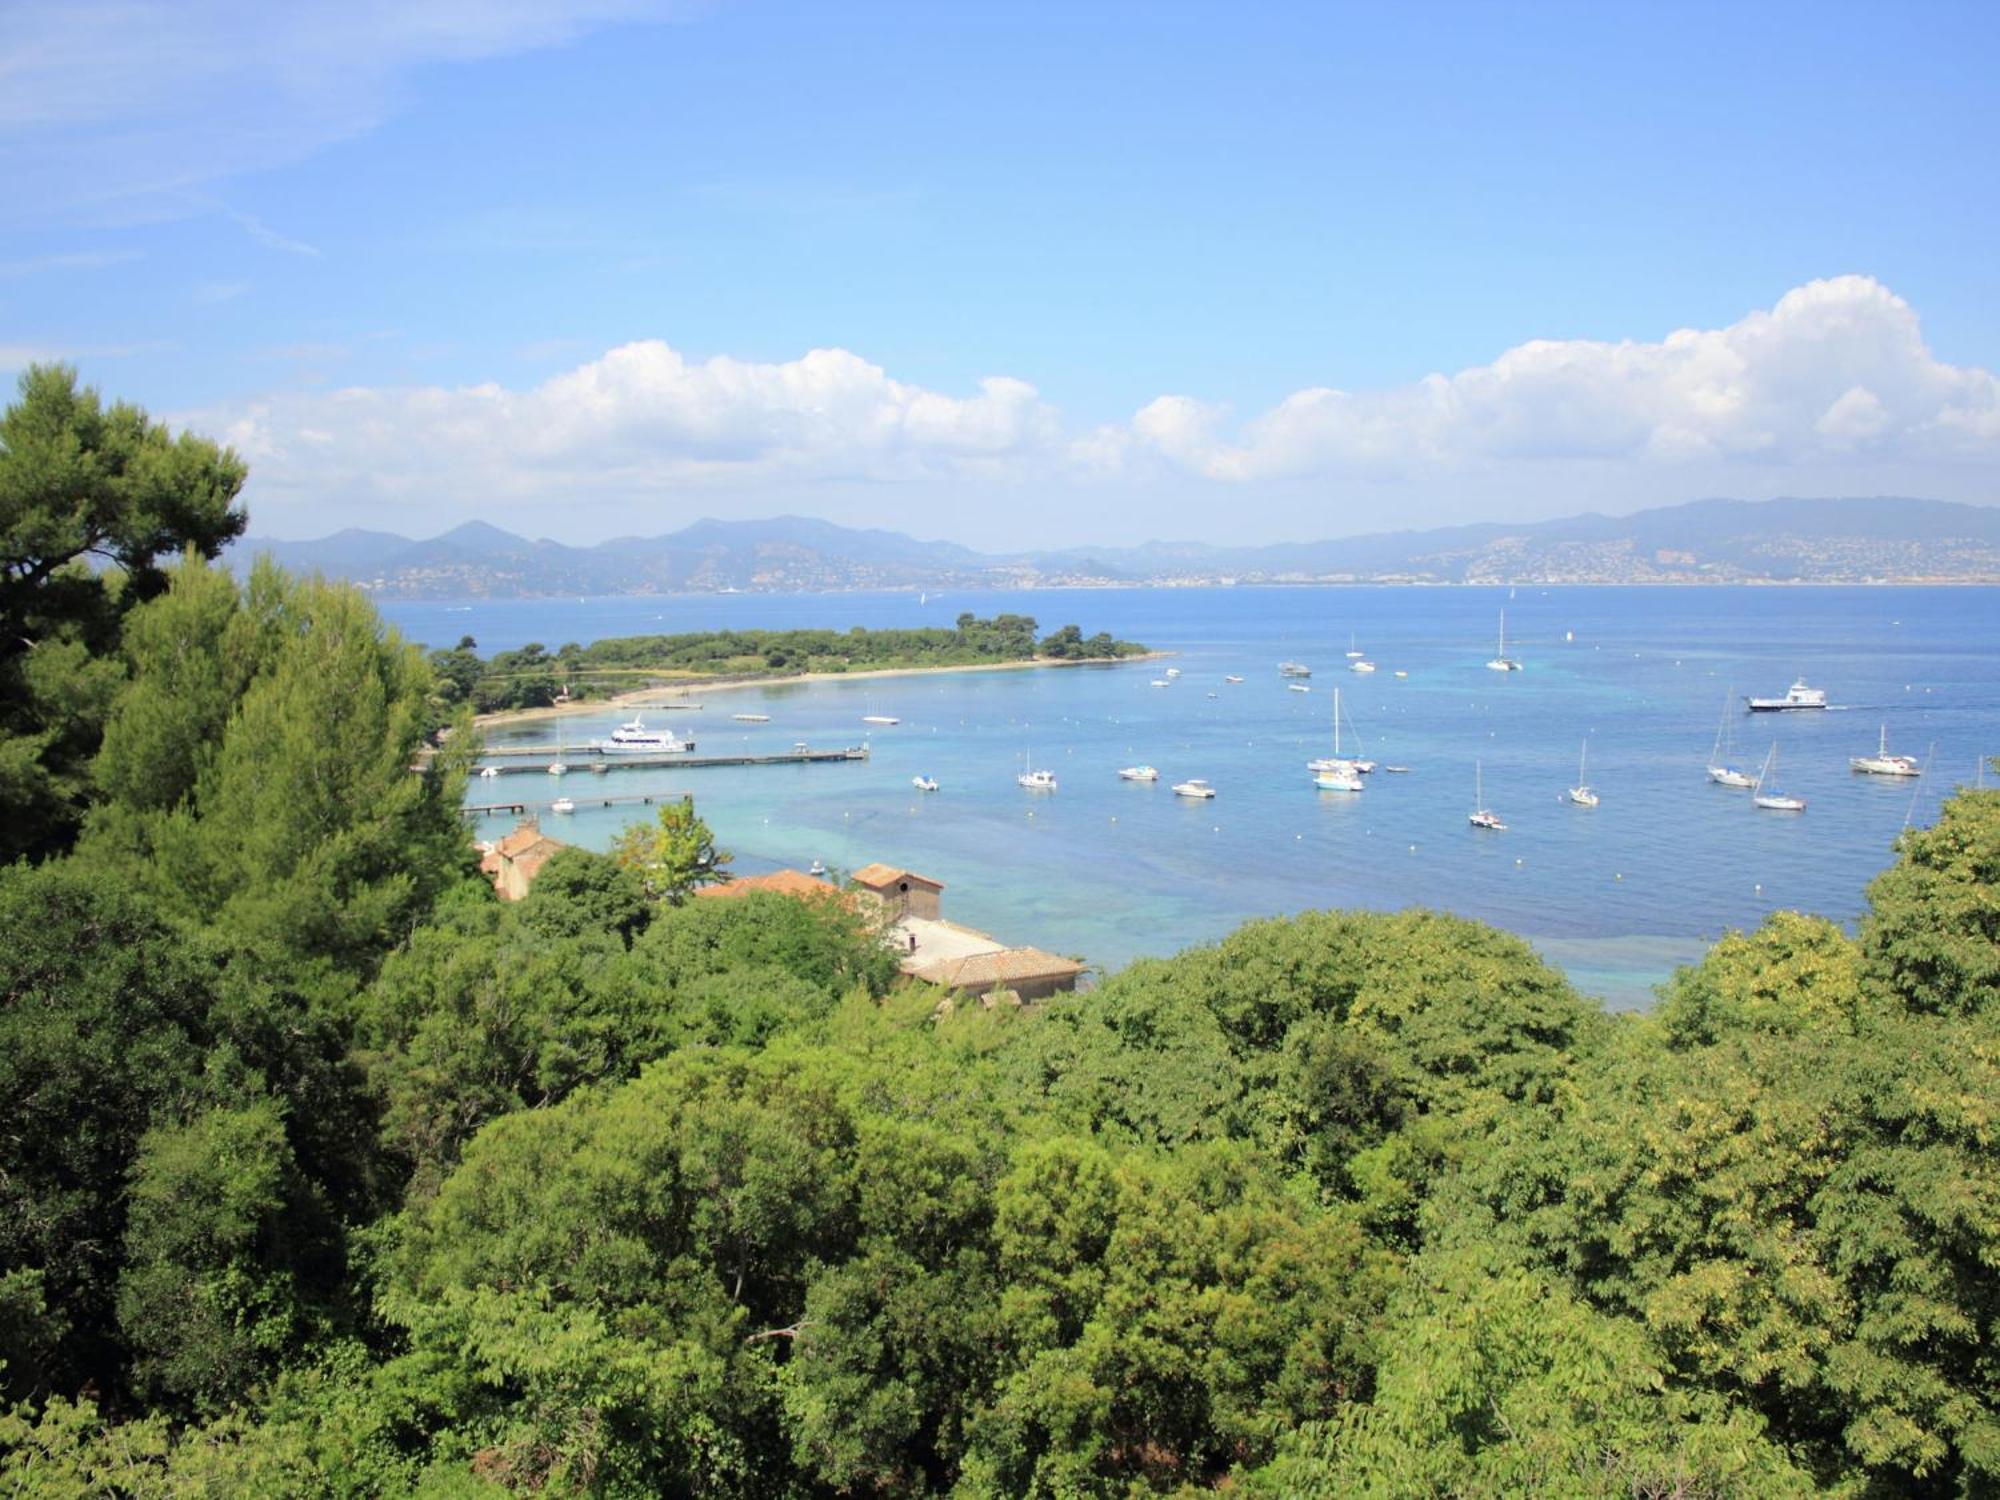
[916,946,1084,990]
[694,869,841,902]
[850,862,945,890]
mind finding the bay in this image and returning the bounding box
[386,585,2000,1010]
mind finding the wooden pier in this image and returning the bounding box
[464,790,687,819]
[470,745,870,777]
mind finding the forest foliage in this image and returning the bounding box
[3,366,1999,1496]
[433,615,1147,714]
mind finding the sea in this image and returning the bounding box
[382,586,2000,1011]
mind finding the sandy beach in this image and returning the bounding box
[469,652,1169,731]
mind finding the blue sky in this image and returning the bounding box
[3,0,1997,546]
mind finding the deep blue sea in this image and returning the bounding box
[384,586,2000,1010]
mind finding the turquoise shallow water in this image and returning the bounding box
[387,586,2000,1011]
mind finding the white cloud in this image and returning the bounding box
[187,277,2000,541]
[0,1,685,226]
[1121,276,2000,482]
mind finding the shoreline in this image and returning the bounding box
[470,652,1169,730]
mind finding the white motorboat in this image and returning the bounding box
[1279,661,1311,678]
[1164,667,1181,678]
[862,714,900,726]
[1752,743,1807,811]
[1746,679,1827,711]
[593,715,693,754]
[548,760,568,777]
[1288,683,1311,694]
[478,765,500,779]
[1568,739,1599,807]
[1469,760,1507,829]
[1850,724,1921,777]
[1382,765,1410,774]
[1118,765,1159,781]
[1018,766,1057,790]
[1486,610,1522,672]
[1350,660,1377,674]
[1224,674,1244,684]
[1172,778,1216,798]
[1707,691,1756,787]
[732,713,771,722]
[808,859,828,878]
[551,796,576,814]
[912,775,939,792]
[1151,678,1173,687]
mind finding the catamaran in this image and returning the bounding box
[1486,610,1522,672]
[1752,743,1807,811]
[1708,692,1756,787]
[1469,760,1507,829]
[1851,724,1921,777]
[593,715,693,754]
[1567,739,1599,807]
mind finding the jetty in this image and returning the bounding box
[466,790,690,819]
[470,745,870,776]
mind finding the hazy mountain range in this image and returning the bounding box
[231,497,2000,599]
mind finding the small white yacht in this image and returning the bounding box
[1850,724,1921,777]
[1224,674,1244,684]
[1172,778,1217,799]
[1707,691,1756,787]
[594,715,693,754]
[1350,660,1377,674]
[1279,661,1312,678]
[1018,768,1058,790]
[808,859,828,878]
[1746,679,1826,712]
[547,759,568,777]
[1345,633,1365,659]
[1314,765,1363,792]
[1567,739,1599,807]
[478,765,500,780]
[550,796,576,815]
[1469,760,1507,829]
[1118,765,1159,781]
[912,775,939,792]
[1752,743,1807,811]
[1163,667,1181,678]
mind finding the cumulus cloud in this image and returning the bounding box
[1122,276,2000,482]
[191,277,2000,539]
[199,341,1065,518]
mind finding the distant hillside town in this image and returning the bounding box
[233,496,2000,598]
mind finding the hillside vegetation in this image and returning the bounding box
[4,367,1999,1496]
[432,616,1148,715]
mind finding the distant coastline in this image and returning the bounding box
[243,496,2000,599]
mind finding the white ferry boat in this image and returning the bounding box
[1745,679,1827,711]
[593,716,694,754]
